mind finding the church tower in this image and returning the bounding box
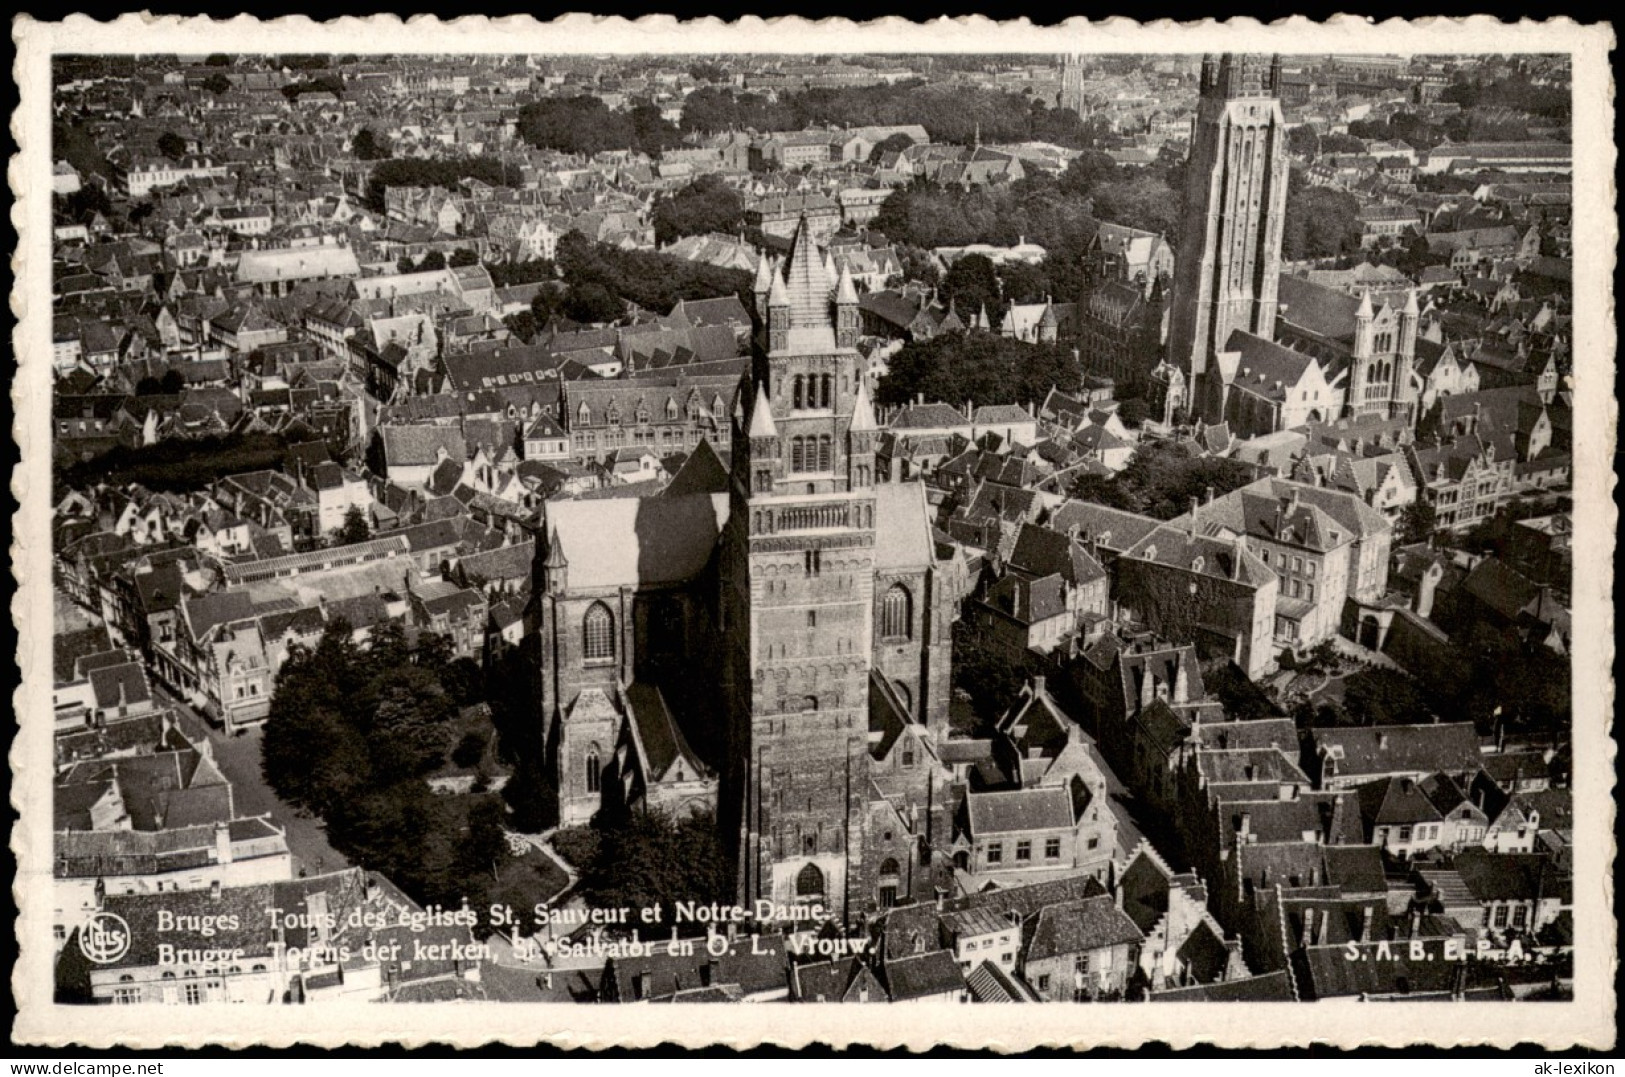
[1167,54,1289,424]
[1059,54,1086,117]
[722,216,879,921]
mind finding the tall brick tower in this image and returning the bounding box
[721,215,880,922]
[1059,54,1086,117]
[1167,54,1289,424]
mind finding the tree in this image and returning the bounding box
[202,72,232,96]
[205,53,232,66]
[1067,440,1257,520]
[951,620,1027,732]
[941,254,1001,327]
[565,281,623,325]
[651,173,745,247]
[157,132,187,161]
[629,104,681,157]
[687,61,728,84]
[370,666,457,782]
[135,376,163,396]
[577,809,732,930]
[351,126,391,161]
[460,797,510,880]
[866,131,915,166]
[503,310,539,344]
[1282,176,1361,261]
[1090,173,1181,246]
[336,504,371,545]
[1117,398,1150,428]
[1397,498,1438,545]
[159,368,185,394]
[418,250,448,272]
[449,248,481,268]
[452,730,489,770]
[879,333,1082,411]
[1058,149,1119,197]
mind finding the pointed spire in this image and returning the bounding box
[1356,289,1374,320]
[1403,288,1420,316]
[767,262,789,308]
[752,251,774,293]
[542,525,567,568]
[747,381,778,438]
[850,378,878,433]
[835,260,858,305]
[1038,294,1058,327]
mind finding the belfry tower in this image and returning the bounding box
[1166,54,1289,423]
[1059,54,1086,117]
[721,215,881,920]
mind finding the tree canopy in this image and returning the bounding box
[351,126,391,161]
[1281,173,1362,261]
[545,231,753,322]
[157,131,187,161]
[651,173,745,247]
[878,332,1080,410]
[575,808,732,930]
[262,620,525,912]
[517,96,679,157]
[1067,439,1258,520]
[362,155,518,213]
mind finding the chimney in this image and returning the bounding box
[215,821,233,866]
[1378,733,1390,751]
[1205,485,1215,505]
[1300,907,1314,950]
[1360,906,1374,942]
[210,879,222,901]
[1238,812,1251,841]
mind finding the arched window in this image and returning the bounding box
[585,749,601,794]
[877,857,900,908]
[790,436,805,472]
[817,435,832,471]
[793,375,805,410]
[577,402,591,425]
[665,397,679,420]
[881,584,912,640]
[821,374,834,408]
[583,602,614,663]
[796,862,825,898]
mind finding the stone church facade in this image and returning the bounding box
[1169,53,1423,435]
[527,217,959,924]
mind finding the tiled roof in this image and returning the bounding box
[966,787,1073,835]
[1024,895,1144,961]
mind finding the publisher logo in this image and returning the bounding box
[78,912,131,964]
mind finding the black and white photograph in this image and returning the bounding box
[12,15,1615,1051]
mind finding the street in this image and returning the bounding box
[160,683,351,877]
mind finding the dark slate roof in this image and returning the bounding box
[1314,723,1484,779]
[882,949,965,1001]
[1150,970,1295,1001]
[1024,895,1144,961]
[1277,274,1362,343]
[965,787,1073,835]
[1008,523,1107,586]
